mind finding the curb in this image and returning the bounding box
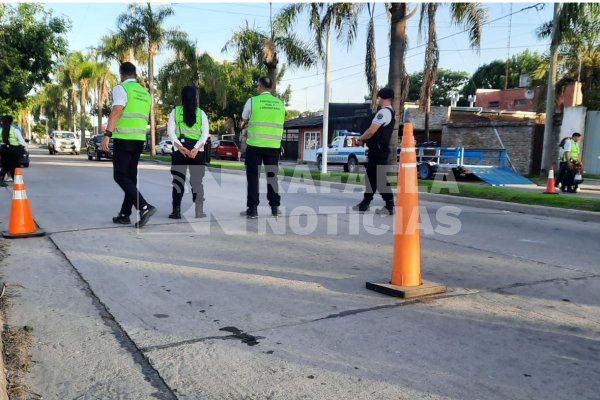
[419,192,600,224]
[139,158,600,223]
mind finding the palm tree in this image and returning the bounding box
[93,61,117,133]
[117,3,176,156]
[388,3,418,166]
[419,3,487,140]
[365,3,378,113]
[276,3,362,173]
[57,52,83,132]
[538,3,600,173]
[222,17,316,94]
[77,57,96,144]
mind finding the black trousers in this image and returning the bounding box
[245,145,280,208]
[0,145,22,181]
[112,139,148,216]
[555,161,567,187]
[171,141,206,206]
[364,152,393,203]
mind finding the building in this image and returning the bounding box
[475,87,542,112]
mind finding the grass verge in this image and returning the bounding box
[140,156,600,212]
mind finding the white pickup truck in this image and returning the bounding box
[315,131,368,173]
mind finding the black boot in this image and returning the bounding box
[375,201,395,215]
[352,199,371,213]
[168,204,181,219]
[195,202,206,218]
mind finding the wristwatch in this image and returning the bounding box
[103,130,112,138]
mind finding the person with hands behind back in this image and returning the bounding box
[166,86,210,219]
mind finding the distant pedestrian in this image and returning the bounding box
[0,116,27,187]
[101,62,156,228]
[555,136,571,189]
[559,132,583,193]
[354,88,396,215]
[239,77,286,219]
[167,86,209,219]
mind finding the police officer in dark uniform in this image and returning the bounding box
[354,88,395,215]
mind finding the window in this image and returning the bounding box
[488,101,500,108]
[514,99,527,106]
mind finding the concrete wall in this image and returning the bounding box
[404,106,448,131]
[442,122,536,175]
[583,111,600,174]
[559,106,587,141]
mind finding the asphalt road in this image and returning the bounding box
[0,148,598,400]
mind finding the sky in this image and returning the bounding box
[42,2,554,112]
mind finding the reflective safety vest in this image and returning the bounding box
[113,81,151,141]
[246,93,285,149]
[175,106,202,140]
[3,127,19,146]
[563,140,580,161]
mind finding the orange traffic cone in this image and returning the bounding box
[2,169,45,238]
[543,165,559,195]
[366,122,447,298]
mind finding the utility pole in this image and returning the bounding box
[504,3,512,90]
[540,3,560,175]
[321,26,331,174]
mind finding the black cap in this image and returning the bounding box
[257,77,273,89]
[572,132,582,137]
[377,87,394,100]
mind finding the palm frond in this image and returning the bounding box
[449,2,487,49]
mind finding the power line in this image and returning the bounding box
[172,4,270,19]
[281,3,545,83]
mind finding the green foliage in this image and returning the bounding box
[0,4,70,114]
[462,50,546,98]
[408,69,470,106]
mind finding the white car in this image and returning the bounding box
[316,131,368,173]
[156,140,174,155]
[48,131,80,155]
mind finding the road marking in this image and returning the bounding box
[519,238,547,244]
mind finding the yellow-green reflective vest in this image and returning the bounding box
[246,93,285,149]
[563,140,580,161]
[175,106,202,140]
[3,127,19,146]
[113,81,151,141]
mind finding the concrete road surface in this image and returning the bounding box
[0,148,598,400]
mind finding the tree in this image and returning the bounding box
[408,69,470,106]
[461,50,546,100]
[117,3,176,156]
[387,3,418,165]
[222,18,316,94]
[0,3,69,114]
[92,61,117,133]
[276,2,362,173]
[365,3,378,113]
[418,3,487,139]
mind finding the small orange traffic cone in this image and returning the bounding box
[366,122,447,298]
[2,169,45,238]
[543,165,559,195]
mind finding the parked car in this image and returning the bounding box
[316,131,368,173]
[87,134,113,161]
[48,131,80,155]
[211,140,239,161]
[156,140,174,155]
